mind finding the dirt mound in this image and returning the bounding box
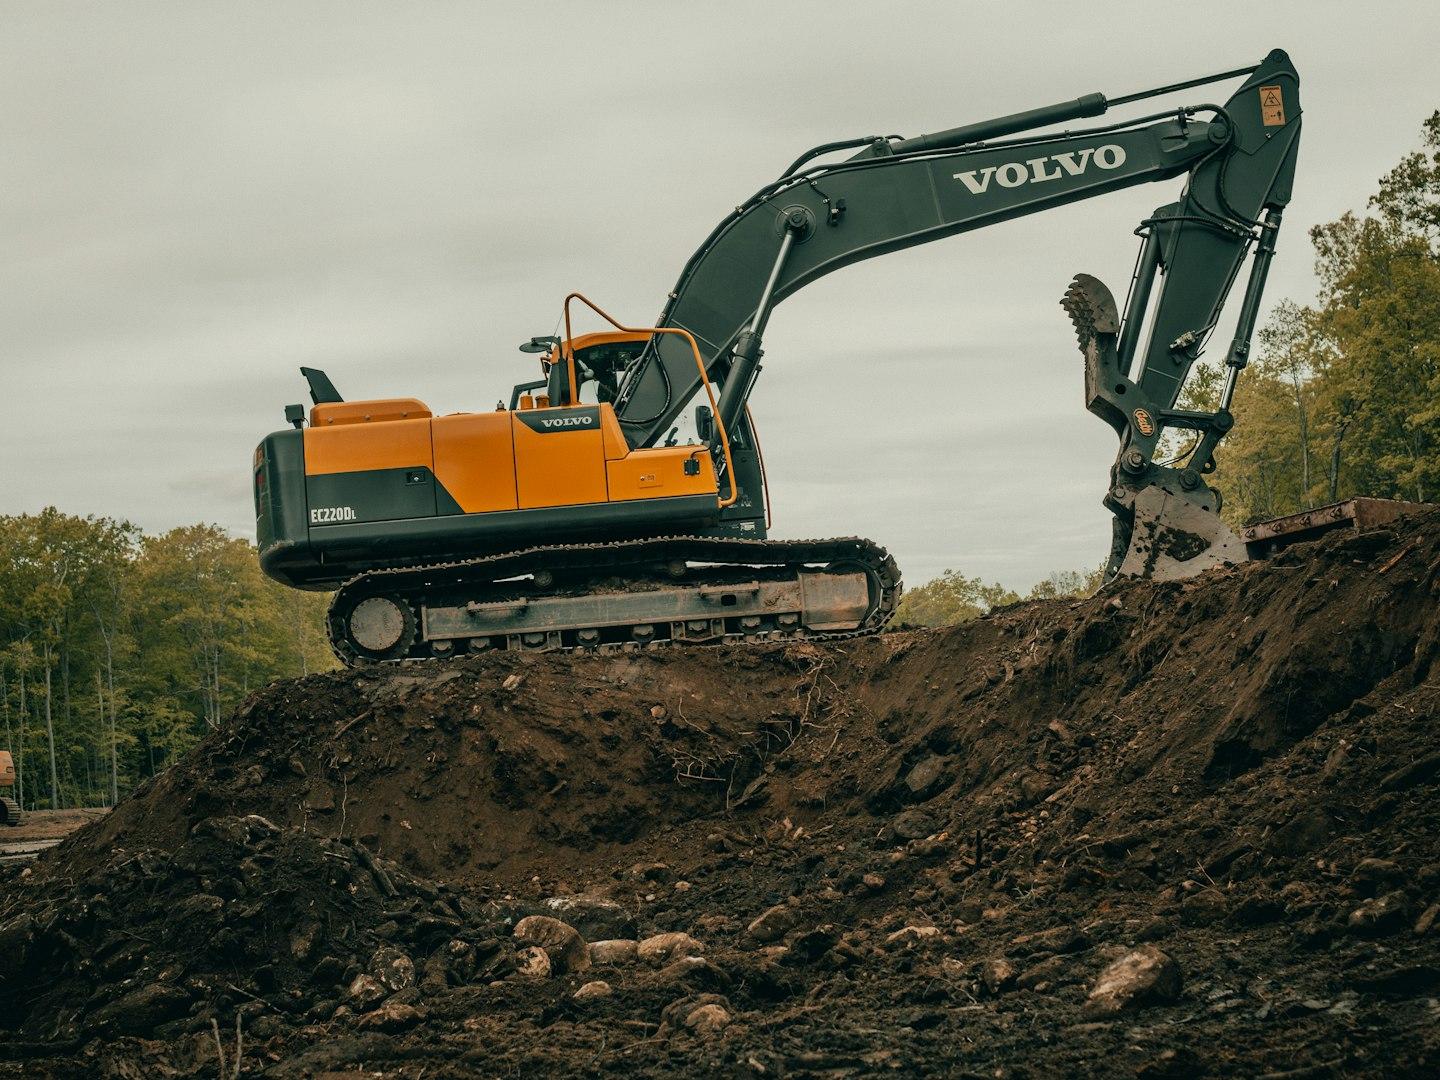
[2,509,1439,1077]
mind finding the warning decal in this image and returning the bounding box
[1260,85,1285,127]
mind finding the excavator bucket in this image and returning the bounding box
[1112,484,1248,581]
[1062,274,1248,583]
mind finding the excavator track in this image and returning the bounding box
[326,536,900,665]
[0,797,23,827]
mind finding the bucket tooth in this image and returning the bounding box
[1061,273,1126,434]
[1061,273,1119,347]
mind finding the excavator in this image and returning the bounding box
[254,50,1302,663]
[0,752,21,826]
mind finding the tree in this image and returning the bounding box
[896,571,1019,627]
[130,524,332,735]
[1026,565,1106,601]
[88,525,138,806]
[0,512,334,808]
[895,560,1105,628]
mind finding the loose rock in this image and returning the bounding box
[1379,751,1440,792]
[1016,954,1071,991]
[660,992,731,1036]
[651,955,730,990]
[981,957,1016,995]
[347,973,389,1011]
[904,756,948,798]
[89,984,191,1035]
[1082,945,1182,1017]
[357,1000,425,1032]
[543,895,637,941]
[514,915,589,973]
[883,925,942,950]
[685,1003,732,1037]
[892,810,939,841]
[1181,890,1229,926]
[638,931,704,964]
[1350,858,1405,895]
[1415,902,1440,936]
[746,903,798,943]
[574,980,613,1001]
[1348,891,1410,937]
[304,781,336,813]
[513,945,552,979]
[370,945,415,991]
[1010,925,1087,955]
[589,939,640,965]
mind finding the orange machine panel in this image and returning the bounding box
[607,447,718,502]
[512,408,609,509]
[599,406,630,462]
[310,398,432,427]
[304,417,433,476]
[431,412,519,514]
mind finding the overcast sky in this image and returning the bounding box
[3,1,1437,590]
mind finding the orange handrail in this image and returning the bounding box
[561,292,738,509]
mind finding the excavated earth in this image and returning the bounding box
[3,511,1440,1078]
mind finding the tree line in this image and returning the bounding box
[894,566,1104,628]
[0,511,333,812]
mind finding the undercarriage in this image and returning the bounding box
[327,536,900,664]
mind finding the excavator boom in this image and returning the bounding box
[615,50,1301,576]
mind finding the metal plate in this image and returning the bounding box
[421,570,871,642]
[1241,498,1430,557]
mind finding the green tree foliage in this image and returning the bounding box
[1026,565,1107,601]
[895,563,1103,627]
[895,571,1018,627]
[0,511,333,810]
[1199,111,1440,524]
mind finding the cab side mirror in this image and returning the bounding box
[519,335,561,354]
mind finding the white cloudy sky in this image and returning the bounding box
[3,1,1436,589]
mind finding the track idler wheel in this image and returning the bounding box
[342,595,417,661]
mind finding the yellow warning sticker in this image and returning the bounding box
[1260,85,1285,127]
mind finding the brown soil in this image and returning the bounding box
[2,510,1439,1078]
[0,809,108,846]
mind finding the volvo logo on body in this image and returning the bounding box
[517,407,600,434]
[953,144,1127,195]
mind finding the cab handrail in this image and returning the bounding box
[561,292,738,508]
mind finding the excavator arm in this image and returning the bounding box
[613,49,1301,579]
